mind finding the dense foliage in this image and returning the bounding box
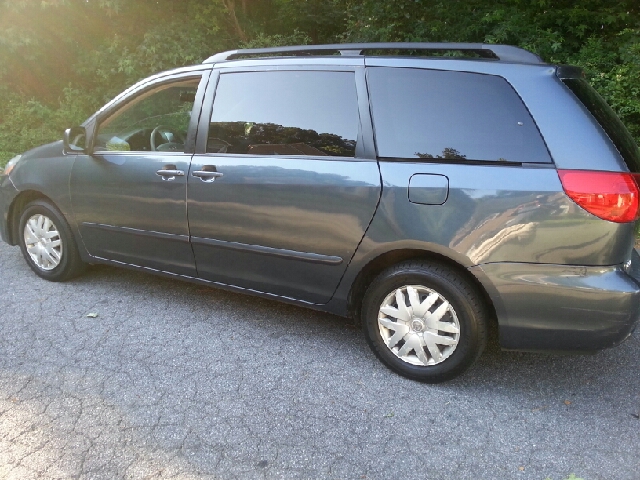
[0,0,638,166]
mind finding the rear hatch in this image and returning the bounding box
[556,68,640,230]
[559,71,640,174]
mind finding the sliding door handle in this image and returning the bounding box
[192,170,224,183]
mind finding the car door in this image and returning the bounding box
[70,70,209,276]
[187,65,381,304]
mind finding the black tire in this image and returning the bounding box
[361,261,487,383]
[18,200,86,282]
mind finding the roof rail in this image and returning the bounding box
[203,42,544,65]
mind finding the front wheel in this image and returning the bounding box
[18,200,86,281]
[362,261,487,383]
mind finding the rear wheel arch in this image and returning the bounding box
[347,249,497,329]
[361,259,489,382]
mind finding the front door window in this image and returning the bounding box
[95,80,199,153]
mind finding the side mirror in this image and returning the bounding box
[63,126,87,154]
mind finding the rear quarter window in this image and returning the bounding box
[367,67,552,163]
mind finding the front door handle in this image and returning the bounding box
[192,170,224,183]
[156,169,185,181]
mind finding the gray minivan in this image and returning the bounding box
[2,43,639,382]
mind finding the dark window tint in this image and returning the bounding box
[563,78,640,173]
[208,71,358,157]
[367,67,551,163]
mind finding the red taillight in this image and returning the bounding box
[557,170,640,223]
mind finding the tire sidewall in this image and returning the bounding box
[362,265,482,382]
[18,201,75,281]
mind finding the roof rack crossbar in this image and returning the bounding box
[203,42,543,64]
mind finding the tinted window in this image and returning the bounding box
[96,80,199,153]
[367,67,551,163]
[563,78,640,172]
[208,71,358,157]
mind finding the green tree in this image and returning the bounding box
[341,0,640,140]
[1,0,639,167]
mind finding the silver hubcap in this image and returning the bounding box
[378,285,460,366]
[23,214,63,271]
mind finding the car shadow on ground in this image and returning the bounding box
[3,251,638,478]
[78,263,639,397]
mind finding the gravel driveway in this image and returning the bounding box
[0,241,638,479]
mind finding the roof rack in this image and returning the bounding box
[203,42,543,65]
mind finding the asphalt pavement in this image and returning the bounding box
[0,241,638,480]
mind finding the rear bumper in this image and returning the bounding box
[0,175,18,244]
[469,253,640,352]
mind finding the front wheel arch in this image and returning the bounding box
[17,198,86,281]
[7,190,54,245]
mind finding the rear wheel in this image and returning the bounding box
[18,200,86,281]
[362,261,487,383]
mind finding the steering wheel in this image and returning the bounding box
[150,125,184,151]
